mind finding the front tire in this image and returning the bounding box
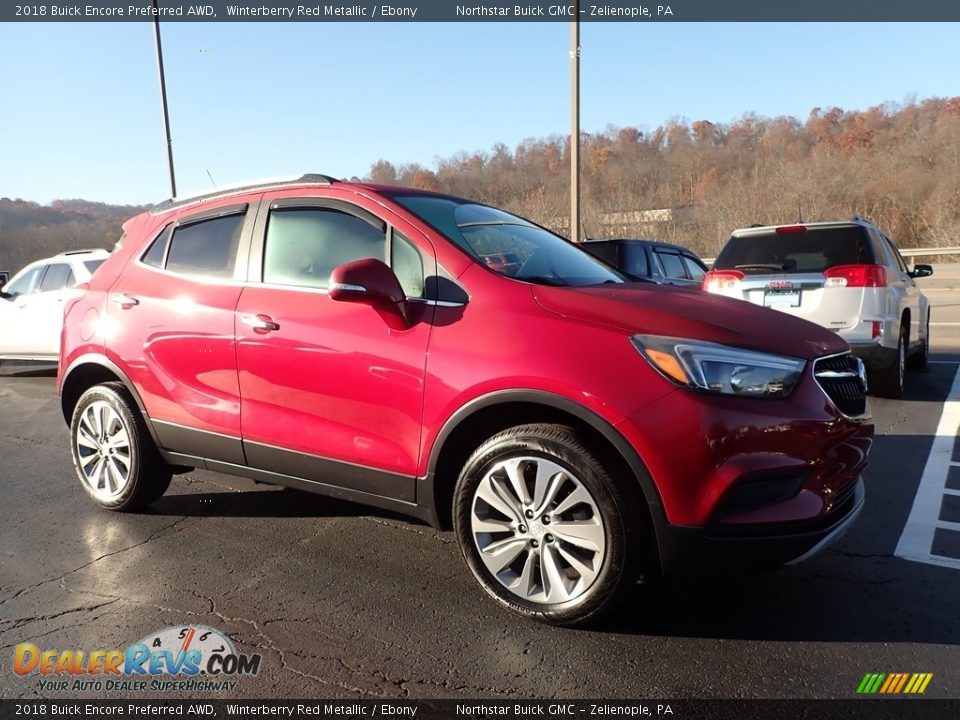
[70,382,172,511]
[453,423,645,626]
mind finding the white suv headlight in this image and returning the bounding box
[631,335,806,399]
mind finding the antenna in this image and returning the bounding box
[797,198,803,223]
[206,169,216,188]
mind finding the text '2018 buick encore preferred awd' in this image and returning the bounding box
[59,174,873,625]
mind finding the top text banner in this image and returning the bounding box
[4,1,960,22]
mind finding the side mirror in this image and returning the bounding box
[329,258,409,327]
[909,264,933,279]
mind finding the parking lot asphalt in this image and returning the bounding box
[1,265,959,700]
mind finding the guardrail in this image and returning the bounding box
[701,246,960,266]
[900,247,960,258]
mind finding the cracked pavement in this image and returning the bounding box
[1,344,959,699]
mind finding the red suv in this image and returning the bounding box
[59,175,873,625]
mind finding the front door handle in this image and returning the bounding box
[241,314,280,333]
[112,294,139,309]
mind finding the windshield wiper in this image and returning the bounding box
[520,275,569,287]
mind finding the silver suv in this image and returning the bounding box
[704,218,932,398]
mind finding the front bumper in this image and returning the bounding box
[613,363,873,578]
[654,477,865,575]
[847,339,898,370]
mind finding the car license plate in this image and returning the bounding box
[763,289,801,308]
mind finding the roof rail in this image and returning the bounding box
[851,214,875,225]
[150,173,339,214]
[57,248,107,256]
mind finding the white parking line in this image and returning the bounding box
[894,364,960,569]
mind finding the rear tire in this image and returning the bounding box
[872,325,907,399]
[70,382,172,511]
[453,423,646,626]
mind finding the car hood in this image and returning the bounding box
[532,283,848,361]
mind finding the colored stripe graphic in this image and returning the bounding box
[879,674,896,694]
[858,672,933,694]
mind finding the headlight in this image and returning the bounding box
[631,335,806,399]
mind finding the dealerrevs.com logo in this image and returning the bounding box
[14,625,262,693]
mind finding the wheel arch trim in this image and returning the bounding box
[59,354,160,446]
[421,389,667,528]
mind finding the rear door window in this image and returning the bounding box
[165,214,245,279]
[656,251,687,279]
[882,236,909,274]
[713,226,875,274]
[38,263,75,291]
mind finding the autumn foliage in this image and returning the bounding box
[364,97,960,257]
[3,97,960,275]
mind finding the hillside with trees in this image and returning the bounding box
[365,96,960,257]
[0,199,143,275]
[3,97,958,275]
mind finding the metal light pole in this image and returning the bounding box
[152,0,177,198]
[569,5,580,242]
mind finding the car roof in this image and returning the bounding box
[583,238,700,255]
[54,249,110,258]
[146,173,468,217]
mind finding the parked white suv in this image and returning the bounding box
[703,218,932,398]
[0,249,109,362]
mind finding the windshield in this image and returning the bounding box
[388,194,625,287]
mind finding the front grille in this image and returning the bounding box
[814,353,868,418]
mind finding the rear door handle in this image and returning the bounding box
[241,314,280,333]
[112,294,139,309]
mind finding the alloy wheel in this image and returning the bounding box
[75,400,132,502]
[470,456,606,605]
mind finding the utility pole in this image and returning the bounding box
[569,5,581,242]
[152,0,177,198]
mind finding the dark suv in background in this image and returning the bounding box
[59,175,873,625]
[582,238,708,287]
